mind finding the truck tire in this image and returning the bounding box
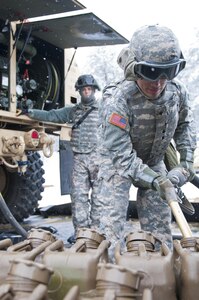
[0,152,45,224]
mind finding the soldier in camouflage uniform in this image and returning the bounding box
[98,25,196,252]
[20,74,101,243]
[97,94,132,258]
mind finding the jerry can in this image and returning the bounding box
[25,227,57,248]
[63,263,153,300]
[0,239,53,285]
[6,228,60,265]
[0,283,14,299]
[63,286,79,300]
[174,237,199,300]
[115,230,177,300]
[0,238,13,250]
[0,283,49,300]
[43,228,110,300]
[74,228,109,262]
[7,228,57,252]
[0,228,58,285]
[5,258,53,300]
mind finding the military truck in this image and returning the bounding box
[0,0,128,223]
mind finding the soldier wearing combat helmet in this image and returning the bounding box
[18,74,101,244]
[97,24,196,253]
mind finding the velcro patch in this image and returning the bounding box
[109,113,127,129]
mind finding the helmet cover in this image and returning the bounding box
[130,24,182,63]
[75,74,100,91]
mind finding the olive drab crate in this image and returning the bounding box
[63,263,153,300]
[174,237,199,300]
[42,228,110,300]
[115,230,177,300]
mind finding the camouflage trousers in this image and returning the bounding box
[96,159,173,261]
[137,161,173,249]
[70,151,99,234]
[137,189,172,249]
[94,156,132,261]
[95,174,131,237]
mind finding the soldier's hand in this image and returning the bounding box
[136,167,179,203]
[152,176,178,202]
[167,166,189,187]
[136,167,160,190]
[180,160,195,181]
[16,108,29,116]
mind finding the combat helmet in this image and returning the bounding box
[117,24,186,81]
[75,74,100,91]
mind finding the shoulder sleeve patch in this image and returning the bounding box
[109,112,128,129]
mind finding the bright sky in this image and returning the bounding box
[80,0,198,51]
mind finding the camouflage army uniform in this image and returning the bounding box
[99,78,196,249]
[28,100,100,233]
[95,98,131,249]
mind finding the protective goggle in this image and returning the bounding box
[134,59,186,81]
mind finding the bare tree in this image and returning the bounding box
[78,45,124,90]
[77,34,199,132]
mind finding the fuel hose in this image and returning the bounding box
[0,192,27,238]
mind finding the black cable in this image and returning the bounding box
[17,25,33,64]
[0,192,27,238]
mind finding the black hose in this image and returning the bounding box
[0,193,27,238]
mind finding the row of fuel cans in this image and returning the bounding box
[0,226,198,299]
